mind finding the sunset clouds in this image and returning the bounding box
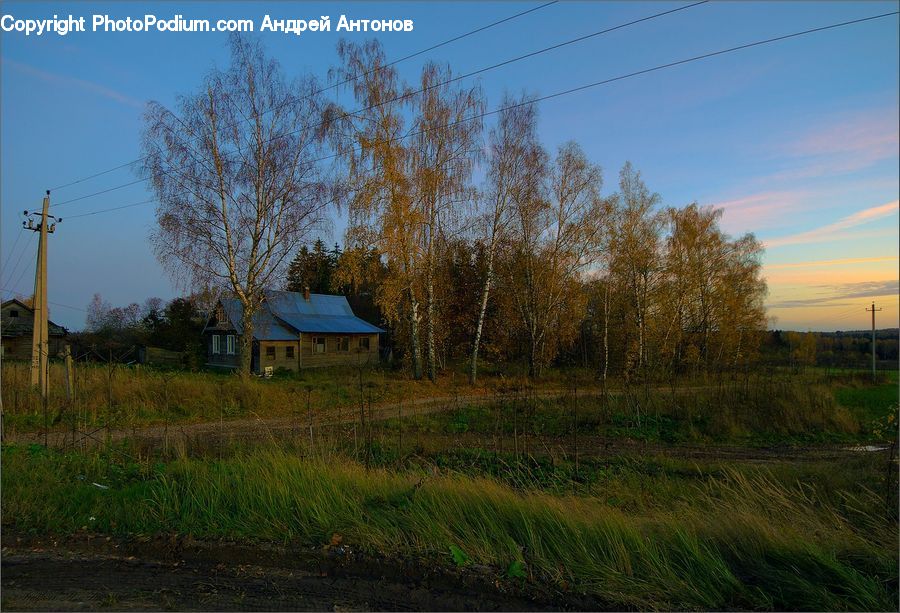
[764,200,898,248]
[785,106,899,167]
[1,57,145,109]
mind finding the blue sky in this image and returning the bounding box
[1,1,898,331]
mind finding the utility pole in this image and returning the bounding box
[865,301,882,382]
[23,190,61,399]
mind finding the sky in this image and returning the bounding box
[1,0,898,332]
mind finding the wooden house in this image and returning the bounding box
[203,289,383,373]
[1,298,68,360]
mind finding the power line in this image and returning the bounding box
[309,10,900,171]
[52,178,149,208]
[1,226,25,278]
[49,1,709,209]
[0,287,86,312]
[47,1,560,193]
[3,232,35,295]
[64,198,157,220]
[44,9,899,217]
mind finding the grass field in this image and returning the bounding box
[1,361,896,442]
[379,371,898,447]
[2,364,897,610]
[2,442,897,610]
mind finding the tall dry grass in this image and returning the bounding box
[2,444,896,610]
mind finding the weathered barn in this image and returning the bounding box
[203,289,383,373]
[0,298,68,360]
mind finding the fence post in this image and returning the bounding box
[307,386,313,447]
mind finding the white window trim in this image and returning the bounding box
[226,335,236,355]
[212,335,221,355]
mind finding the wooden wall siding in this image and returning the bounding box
[205,332,240,368]
[0,336,67,360]
[300,334,379,368]
[258,340,302,372]
[1,301,67,360]
[205,330,379,372]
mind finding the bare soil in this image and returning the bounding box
[1,533,596,612]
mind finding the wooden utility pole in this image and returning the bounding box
[24,191,61,399]
[866,301,882,382]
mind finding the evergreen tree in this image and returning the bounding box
[285,238,337,293]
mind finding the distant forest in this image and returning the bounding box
[760,329,899,370]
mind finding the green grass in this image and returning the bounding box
[380,375,892,446]
[2,443,896,610]
[835,379,899,423]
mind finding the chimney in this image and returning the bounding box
[303,285,310,302]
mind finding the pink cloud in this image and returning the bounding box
[786,108,899,161]
[764,201,899,248]
[709,189,813,231]
[765,256,899,270]
[764,107,900,182]
[2,57,144,109]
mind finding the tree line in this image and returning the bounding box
[141,35,768,381]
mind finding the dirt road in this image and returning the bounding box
[1,534,582,612]
[5,384,889,464]
[3,385,718,450]
[5,386,609,449]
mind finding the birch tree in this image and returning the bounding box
[329,40,426,378]
[504,142,608,377]
[143,36,337,376]
[409,62,484,382]
[607,162,663,376]
[468,95,541,384]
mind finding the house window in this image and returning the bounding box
[286,346,295,359]
[313,337,326,354]
[212,335,221,354]
[338,337,350,352]
[215,305,225,322]
[359,337,370,352]
[9,309,18,318]
[226,335,236,355]
[266,346,276,360]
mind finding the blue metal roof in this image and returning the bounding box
[219,291,384,340]
[220,298,298,340]
[266,290,384,334]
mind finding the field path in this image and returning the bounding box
[5,385,890,463]
[7,385,616,448]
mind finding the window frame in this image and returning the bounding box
[359,336,371,352]
[338,337,350,352]
[212,334,221,355]
[313,337,326,354]
[265,345,276,360]
[286,345,295,359]
[226,334,236,355]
